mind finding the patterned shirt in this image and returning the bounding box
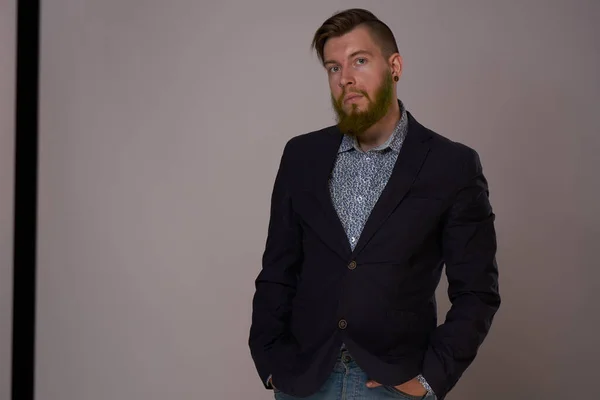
[329,105,408,249]
[328,102,434,396]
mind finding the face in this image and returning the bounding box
[323,25,401,136]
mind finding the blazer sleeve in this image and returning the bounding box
[248,139,303,389]
[421,147,501,398]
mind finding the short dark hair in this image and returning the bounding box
[311,8,399,65]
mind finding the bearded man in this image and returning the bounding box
[249,8,500,400]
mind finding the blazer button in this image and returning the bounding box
[348,261,357,270]
[338,319,348,329]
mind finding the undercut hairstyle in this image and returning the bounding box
[311,8,399,65]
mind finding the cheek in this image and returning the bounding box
[357,72,381,96]
[329,83,342,99]
[362,84,379,100]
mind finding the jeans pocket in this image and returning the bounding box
[383,385,427,400]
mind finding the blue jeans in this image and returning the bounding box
[274,348,436,400]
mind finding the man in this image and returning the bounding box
[249,8,500,400]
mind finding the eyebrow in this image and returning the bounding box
[323,50,374,66]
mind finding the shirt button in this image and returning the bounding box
[348,261,357,270]
[356,196,363,202]
[350,237,356,243]
[338,319,348,329]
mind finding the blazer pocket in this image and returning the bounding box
[386,309,420,329]
[388,308,435,333]
[400,195,445,209]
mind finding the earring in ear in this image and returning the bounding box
[393,75,399,82]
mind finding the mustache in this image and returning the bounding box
[338,89,369,102]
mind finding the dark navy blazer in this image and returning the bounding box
[249,110,501,400]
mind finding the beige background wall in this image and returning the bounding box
[37,1,600,399]
[1,1,15,399]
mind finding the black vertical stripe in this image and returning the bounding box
[12,0,40,399]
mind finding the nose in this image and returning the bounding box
[339,69,355,88]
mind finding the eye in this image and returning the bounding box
[356,58,367,65]
[329,66,340,73]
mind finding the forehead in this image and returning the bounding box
[323,25,382,61]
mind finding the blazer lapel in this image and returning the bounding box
[306,127,353,261]
[352,112,433,256]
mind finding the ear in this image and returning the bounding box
[388,52,403,79]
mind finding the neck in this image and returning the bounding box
[356,99,401,152]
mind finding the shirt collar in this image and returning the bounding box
[338,100,408,154]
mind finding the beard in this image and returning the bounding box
[331,70,395,137]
